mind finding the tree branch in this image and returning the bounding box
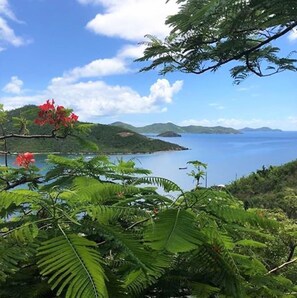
[267,257,297,274]
[2,176,43,191]
[174,21,297,75]
[0,131,67,140]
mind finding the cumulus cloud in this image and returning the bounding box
[82,0,179,41]
[1,78,183,121]
[53,57,129,84]
[2,76,23,94]
[51,43,148,84]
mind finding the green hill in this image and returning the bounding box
[2,106,187,154]
[227,160,297,219]
[111,121,240,134]
[239,127,282,132]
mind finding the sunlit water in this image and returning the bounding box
[4,131,297,191]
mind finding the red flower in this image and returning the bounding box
[15,152,35,169]
[34,100,78,128]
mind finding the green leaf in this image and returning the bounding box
[144,208,202,253]
[38,233,108,298]
[235,239,267,248]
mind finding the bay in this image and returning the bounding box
[4,131,297,191]
[111,131,297,190]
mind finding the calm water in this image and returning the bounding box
[4,131,297,190]
[113,131,297,190]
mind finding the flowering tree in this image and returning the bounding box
[14,152,35,169]
[34,99,78,128]
[0,99,79,189]
[0,100,296,298]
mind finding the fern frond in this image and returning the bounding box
[133,176,183,192]
[37,233,108,298]
[97,224,170,273]
[144,208,203,253]
[124,268,162,295]
[69,176,140,204]
[189,243,244,297]
[0,238,36,282]
[86,205,149,224]
[0,190,40,210]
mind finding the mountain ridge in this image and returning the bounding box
[110,121,240,134]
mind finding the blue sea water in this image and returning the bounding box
[112,131,297,190]
[4,131,297,191]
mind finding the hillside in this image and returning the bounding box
[2,106,187,154]
[157,131,181,137]
[227,160,297,219]
[240,127,282,132]
[111,121,240,134]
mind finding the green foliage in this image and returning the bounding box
[38,233,108,298]
[145,208,202,253]
[0,103,296,297]
[137,0,297,83]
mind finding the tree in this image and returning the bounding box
[137,0,297,83]
[1,101,297,297]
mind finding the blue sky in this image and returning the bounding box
[1,0,297,130]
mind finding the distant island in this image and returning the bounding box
[2,106,187,154]
[239,127,282,132]
[157,131,181,137]
[111,121,240,134]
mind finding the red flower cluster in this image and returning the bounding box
[15,152,35,169]
[34,99,78,129]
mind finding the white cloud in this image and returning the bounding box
[1,78,183,121]
[118,44,146,59]
[0,0,29,48]
[0,17,25,47]
[55,57,129,83]
[83,0,179,41]
[52,43,148,84]
[0,0,19,21]
[288,28,297,41]
[2,76,23,94]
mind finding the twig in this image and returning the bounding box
[267,257,297,274]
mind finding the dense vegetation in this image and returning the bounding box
[0,100,296,297]
[111,121,240,134]
[1,0,297,296]
[228,160,297,219]
[3,105,186,154]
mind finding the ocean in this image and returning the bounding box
[5,131,297,191]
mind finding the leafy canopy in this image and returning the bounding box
[137,0,297,83]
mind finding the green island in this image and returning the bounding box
[111,121,240,134]
[5,105,187,154]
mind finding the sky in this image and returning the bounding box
[0,0,297,130]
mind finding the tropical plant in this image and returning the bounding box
[0,101,296,297]
[137,0,297,83]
